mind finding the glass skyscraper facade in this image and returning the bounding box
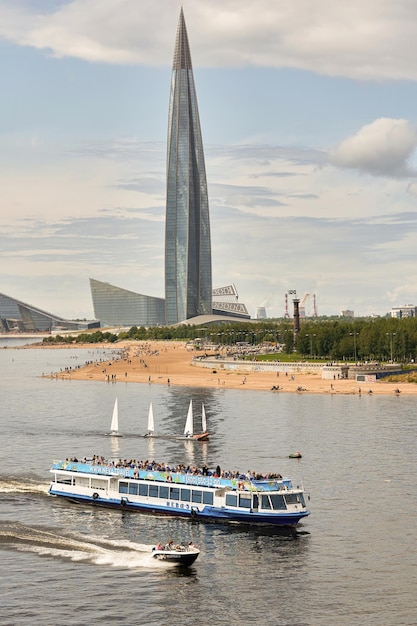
[165,8,212,325]
[90,279,165,327]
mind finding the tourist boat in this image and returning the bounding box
[152,543,200,566]
[289,452,302,459]
[49,458,310,528]
[176,400,210,441]
[108,398,122,437]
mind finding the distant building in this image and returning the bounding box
[0,292,98,333]
[90,279,249,327]
[212,284,250,319]
[165,9,212,324]
[256,307,267,319]
[90,279,165,327]
[89,10,249,328]
[390,305,417,318]
[340,310,354,318]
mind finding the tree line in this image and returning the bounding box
[42,316,417,363]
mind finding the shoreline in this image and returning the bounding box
[34,340,417,396]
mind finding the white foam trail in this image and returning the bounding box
[0,523,183,570]
[0,479,50,495]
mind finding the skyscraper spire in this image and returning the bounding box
[165,9,212,324]
[172,7,193,70]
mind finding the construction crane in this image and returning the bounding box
[299,293,310,318]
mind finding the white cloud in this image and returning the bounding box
[1,0,417,80]
[329,118,417,178]
[2,3,417,319]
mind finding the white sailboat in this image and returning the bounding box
[145,402,156,437]
[194,402,209,440]
[184,399,194,437]
[109,398,122,437]
[201,403,207,433]
[177,400,209,441]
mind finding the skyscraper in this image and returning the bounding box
[165,8,212,325]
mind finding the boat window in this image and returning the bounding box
[239,495,251,509]
[75,478,89,487]
[159,485,169,499]
[270,494,287,510]
[139,483,148,497]
[261,494,271,510]
[149,484,159,498]
[91,479,105,489]
[181,488,191,502]
[119,481,128,494]
[192,490,202,503]
[56,478,72,485]
[284,494,298,505]
[226,494,237,507]
[128,483,138,495]
[203,491,213,505]
[170,487,180,500]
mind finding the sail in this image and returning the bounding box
[147,402,154,434]
[201,403,207,432]
[110,398,119,433]
[184,400,193,436]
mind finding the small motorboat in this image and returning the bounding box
[152,542,200,566]
[288,452,302,459]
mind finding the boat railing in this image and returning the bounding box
[51,461,295,492]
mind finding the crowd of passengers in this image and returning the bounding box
[66,455,283,481]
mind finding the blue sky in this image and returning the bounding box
[1,0,417,320]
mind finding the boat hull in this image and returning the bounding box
[175,432,209,441]
[48,489,309,528]
[152,549,199,566]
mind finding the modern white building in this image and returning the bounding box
[390,305,417,318]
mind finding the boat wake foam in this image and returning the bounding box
[0,521,173,569]
[0,477,50,495]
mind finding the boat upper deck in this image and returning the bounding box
[51,459,295,492]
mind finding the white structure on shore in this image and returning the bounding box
[391,305,417,318]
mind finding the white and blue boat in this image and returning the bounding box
[49,458,310,528]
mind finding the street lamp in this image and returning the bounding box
[350,332,359,362]
[305,333,316,358]
[386,332,396,363]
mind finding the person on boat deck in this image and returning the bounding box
[156,542,163,550]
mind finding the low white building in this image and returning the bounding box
[390,305,417,318]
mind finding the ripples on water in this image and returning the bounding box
[1,343,417,625]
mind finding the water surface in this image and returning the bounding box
[0,344,416,625]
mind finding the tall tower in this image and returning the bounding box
[165,8,212,324]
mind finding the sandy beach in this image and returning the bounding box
[41,340,417,396]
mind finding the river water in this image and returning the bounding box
[0,340,416,625]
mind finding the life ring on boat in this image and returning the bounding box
[281,485,287,491]
[120,498,127,507]
[92,492,99,500]
[238,481,244,491]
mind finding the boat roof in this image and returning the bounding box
[51,460,294,492]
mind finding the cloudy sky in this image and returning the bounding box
[1,0,417,320]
